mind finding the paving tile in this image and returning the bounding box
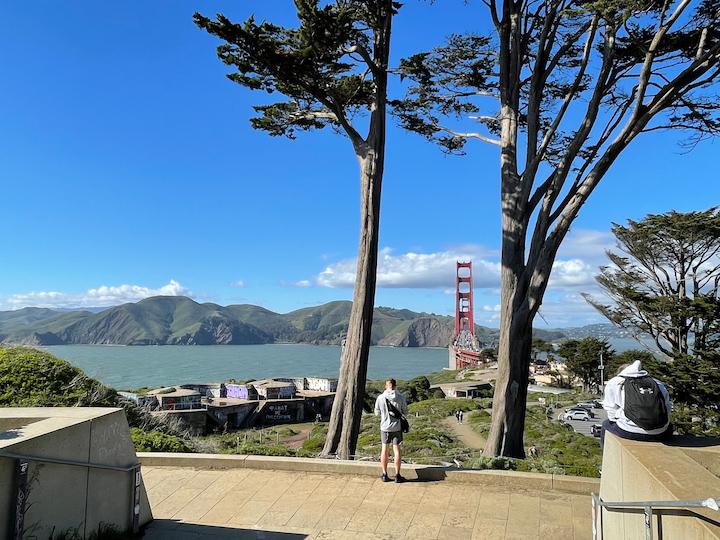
[346,501,389,532]
[314,503,357,530]
[198,490,257,524]
[539,498,573,540]
[172,493,226,522]
[151,487,203,518]
[476,491,510,521]
[472,517,507,540]
[505,493,540,537]
[227,499,276,526]
[437,525,473,539]
[286,503,331,529]
[405,510,444,539]
[375,507,416,535]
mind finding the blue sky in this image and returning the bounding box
[1,1,718,326]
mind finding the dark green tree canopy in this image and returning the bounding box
[586,208,720,358]
[557,337,614,390]
[194,0,400,149]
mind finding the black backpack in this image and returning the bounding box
[621,376,668,430]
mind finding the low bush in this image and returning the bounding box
[130,428,193,453]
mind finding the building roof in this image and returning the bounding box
[431,381,493,391]
[146,387,201,398]
[206,397,257,407]
[297,390,335,398]
[253,379,296,389]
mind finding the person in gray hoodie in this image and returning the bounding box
[601,360,672,448]
[374,378,408,482]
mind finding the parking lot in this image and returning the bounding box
[557,406,608,439]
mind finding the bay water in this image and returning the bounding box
[43,344,450,390]
[44,337,646,390]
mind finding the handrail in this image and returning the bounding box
[0,450,139,472]
[591,493,720,540]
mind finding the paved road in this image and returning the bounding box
[557,407,608,438]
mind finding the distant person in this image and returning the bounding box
[601,360,672,448]
[459,410,464,424]
[374,378,408,483]
[455,410,461,424]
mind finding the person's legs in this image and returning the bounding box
[600,419,612,449]
[393,442,402,476]
[380,442,389,476]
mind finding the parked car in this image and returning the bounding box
[566,407,596,418]
[591,424,602,437]
[576,401,595,410]
[564,409,592,421]
[592,400,603,409]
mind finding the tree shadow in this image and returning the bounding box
[0,428,23,441]
[142,520,309,539]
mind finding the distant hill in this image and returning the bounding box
[0,296,578,347]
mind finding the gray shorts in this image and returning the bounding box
[381,430,403,445]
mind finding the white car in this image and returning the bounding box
[564,409,592,421]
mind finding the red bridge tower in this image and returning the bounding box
[450,261,482,369]
[454,262,475,338]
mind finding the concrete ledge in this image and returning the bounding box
[137,452,597,493]
[599,433,720,539]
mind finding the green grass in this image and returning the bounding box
[469,406,602,477]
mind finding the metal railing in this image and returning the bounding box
[0,451,142,539]
[591,493,720,540]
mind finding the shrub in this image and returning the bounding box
[130,428,193,453]
[0,347,115,407]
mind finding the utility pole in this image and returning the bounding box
[598,352,605,392]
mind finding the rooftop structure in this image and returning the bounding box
[431,381,493,399]
[147,387,203,411]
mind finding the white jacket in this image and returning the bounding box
[602,360,672,435]
[374,389,408,432]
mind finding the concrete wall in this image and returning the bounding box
[0,408,151,540]
[226,383,252,400]
[306,377,338,392]
[206,402,258,429]
[256,400,304,425]
[599,432,720,539]
[151,409,207,435]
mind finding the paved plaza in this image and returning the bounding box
[141,466,592,539]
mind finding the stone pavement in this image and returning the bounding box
[141,466,591,539]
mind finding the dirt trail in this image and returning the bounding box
[443,413,487,450]
[282,423,315,449]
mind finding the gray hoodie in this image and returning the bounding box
[602,360,672,435]
[374,388,408,432]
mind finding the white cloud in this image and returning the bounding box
[549,259,597,289]
[310,230,611,292]
[295,280,312,288]
[315,246,501,289]
[0,280,191,310]
[230,280,246,288]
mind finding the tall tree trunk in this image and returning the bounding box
[321,149,384,459]
[322,1,391,460]
[483,215,533,458]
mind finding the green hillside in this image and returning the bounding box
[0,296,567,347]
